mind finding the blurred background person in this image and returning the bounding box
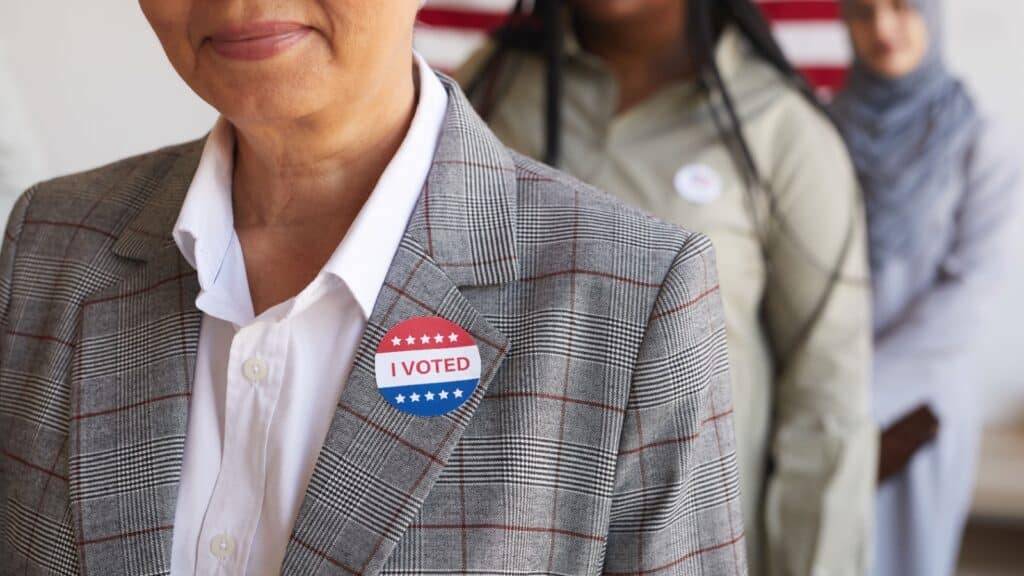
[0,48,44,225]
[459,1,876,574]
[834,1,1021,575]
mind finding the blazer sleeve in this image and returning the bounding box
[760,103,877,576]
[0,188,33,567]
[873,122,1022,397]
[603,233,747,575]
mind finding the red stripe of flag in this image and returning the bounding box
[417,7,509,31]
[799,66,848,90]
[758,1,842,21]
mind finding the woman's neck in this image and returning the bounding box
[574,5,695,113]
[227,57,419,315]
[230,62,417,229]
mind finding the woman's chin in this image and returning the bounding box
[572,0,656,21]
[206,87,329,127]
[194,54,338,123]
[866,53,926,80]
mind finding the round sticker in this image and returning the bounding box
[674,164,723,205]
[374,316,482,417]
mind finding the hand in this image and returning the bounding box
[878,404,940,484]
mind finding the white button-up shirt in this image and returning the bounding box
[169,54,448,576]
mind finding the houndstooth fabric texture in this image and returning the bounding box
[0,77,746,575]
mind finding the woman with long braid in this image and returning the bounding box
[459,2,876,574]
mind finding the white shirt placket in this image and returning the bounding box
[195,320,290,574]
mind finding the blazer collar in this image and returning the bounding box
[72,75,518,575]
[401,76,520,286]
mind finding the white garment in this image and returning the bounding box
[0,49,45,226]
[868,123,1021,576]
[169,54,448,576]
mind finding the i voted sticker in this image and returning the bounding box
[374,317,481,417]
[674,164,723,205]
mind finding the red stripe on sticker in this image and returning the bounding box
[376,316,476,354]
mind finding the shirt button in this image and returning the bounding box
[242,357,268,383]
[210,533,235,560]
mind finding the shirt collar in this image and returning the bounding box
[172,116,235,293]
[173,52,448,321]
[319,53,448,317]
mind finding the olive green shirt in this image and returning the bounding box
[459,28,877,576]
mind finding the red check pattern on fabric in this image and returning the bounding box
[415,0,850,92]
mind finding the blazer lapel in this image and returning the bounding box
[69,143,204,576]
[282,77,521,575]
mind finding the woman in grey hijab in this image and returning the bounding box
[834,1,1020,575]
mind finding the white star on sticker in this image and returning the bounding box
[425,391,435,401]
[453,388,464,399]
[420,334,431,345]
[448,333,459,343]
[438,390,449,400]
[405,335,416,345]
[434,333,444,344]
[410,393,421,402]
[391,337,402,347]
[395,394,406,404]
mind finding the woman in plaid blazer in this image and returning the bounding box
[0,0,745,574]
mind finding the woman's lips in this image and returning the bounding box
[208,22,312,61]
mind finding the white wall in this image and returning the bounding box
[0,2,217,181]
[2,1,1023,421]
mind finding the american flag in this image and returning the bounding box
[415,0,851,93]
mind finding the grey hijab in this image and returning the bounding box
[833,0,978,269]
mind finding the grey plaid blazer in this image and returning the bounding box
[0,78,746,575]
